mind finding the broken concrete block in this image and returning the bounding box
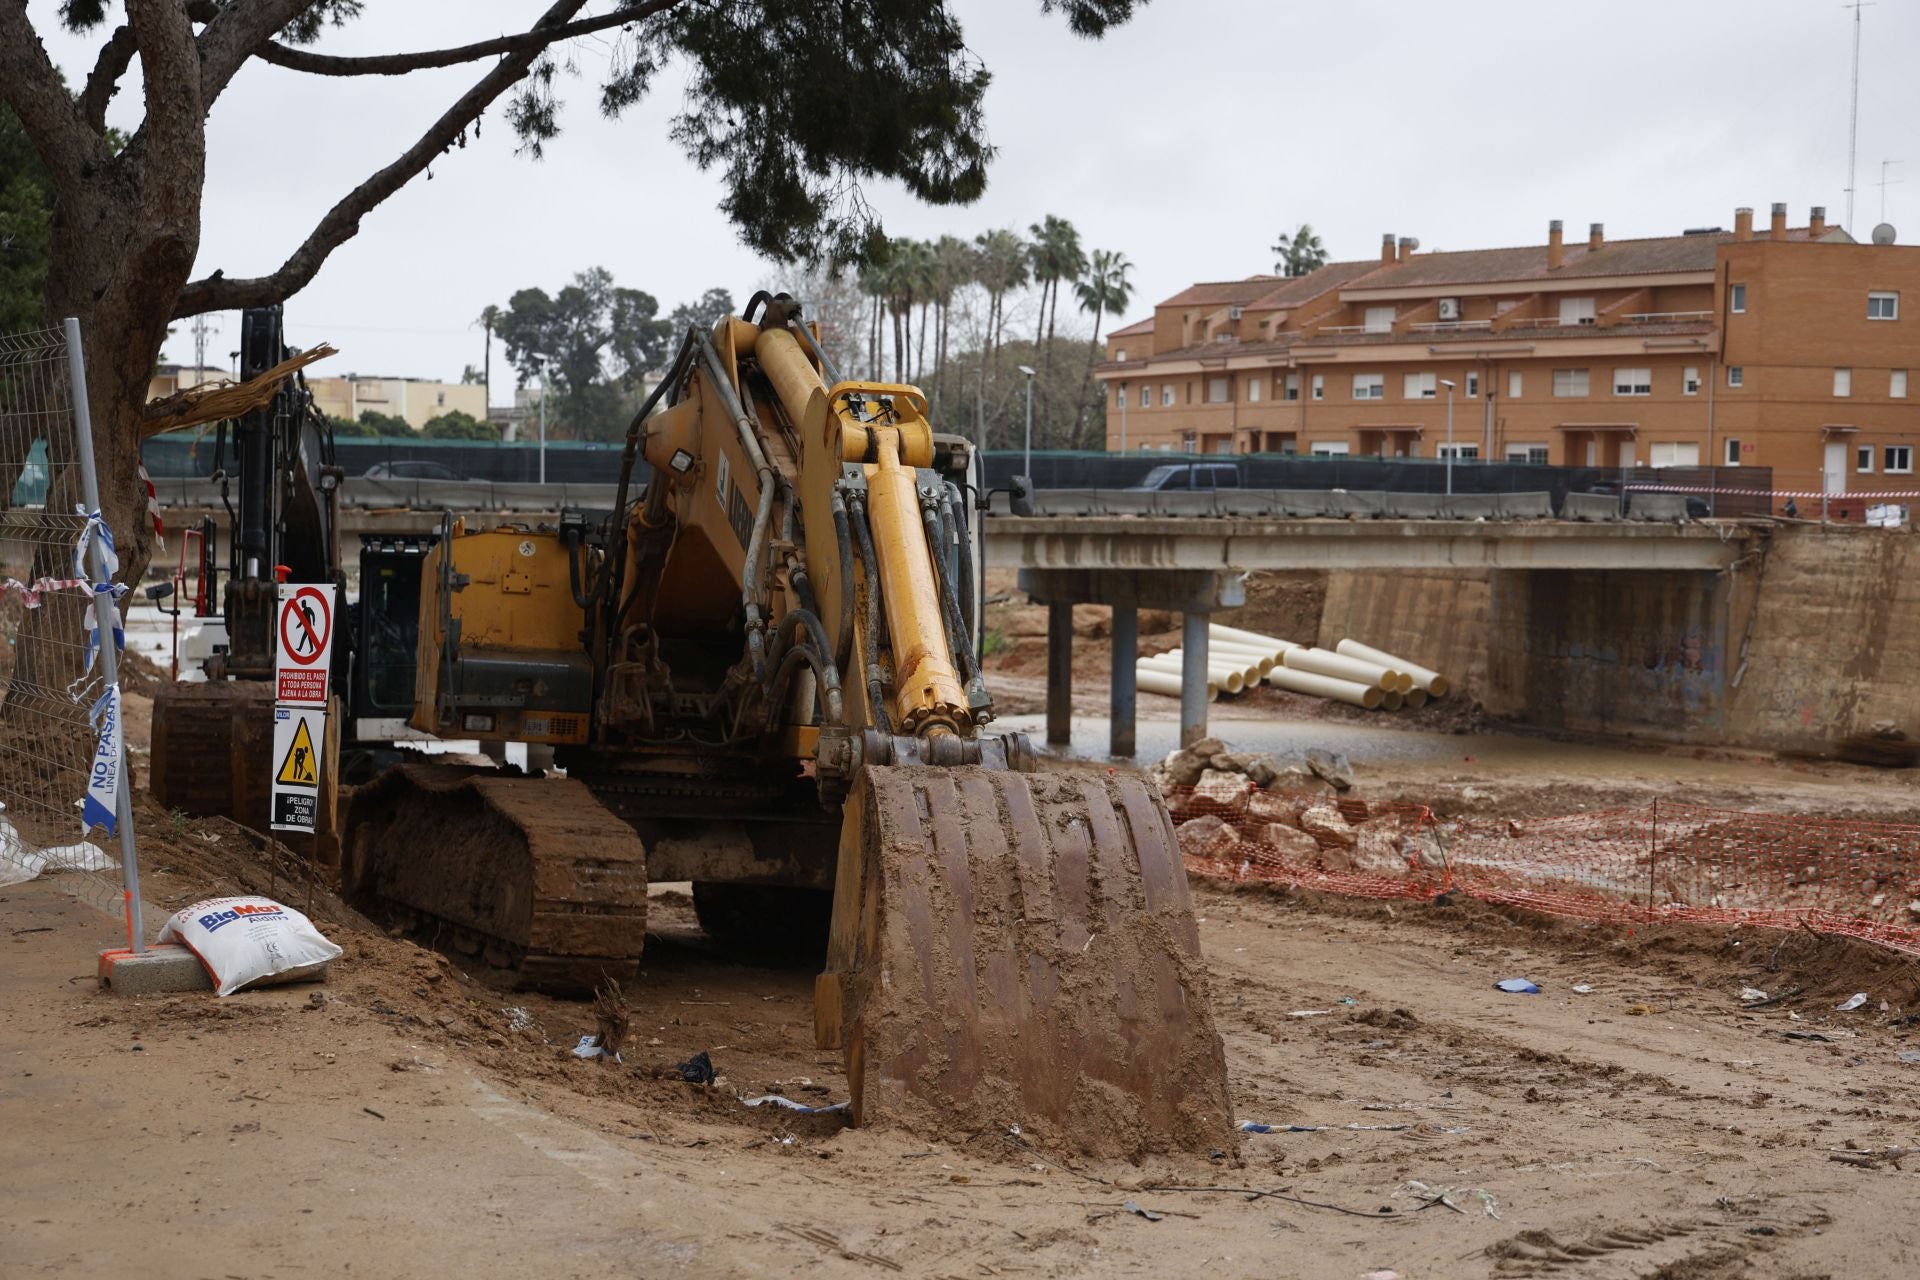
[1246,789,1299,825]
[1241,754,1283,788]
[1305,748,1354,790]
[1263,823,1322,862]
[1299,804,1356,849]
[1188,736,1228,760]
[1162,749,1209,787]
[1405,834,1448,870]
[1352,829,1408,877]
[1192,769,1251,812]
[97,943,214,996]
[1176,814,1238,859]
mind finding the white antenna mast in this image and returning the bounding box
[1844,1,1874,233]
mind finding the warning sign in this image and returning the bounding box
[270,705,326,833]
[275,583,335,706]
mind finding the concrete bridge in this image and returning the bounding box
[985,514,1767,758]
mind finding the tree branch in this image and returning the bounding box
[198,0,324,105]
[127,0,205,168]
[250,1,676,77]
[174,0,602,319]
[0,2,108,184]
[79,24,138,134]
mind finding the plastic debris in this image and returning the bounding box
[1836,993,1869,1012]
[1571,984,1594,995]
[1364,1272,1400,1280]
[1122,1200,1164,1222]
[1288,1009,1332,1018]
[1740,988,1769,1003]
[571,1034,622,1064]
[675,1050,717,1084]
[1898,1050,1920,1063]
[1337,996,1358,1006]
[1494,978,1540,994]
[1239,1121,1276,1133]
[743,1094,849,1115]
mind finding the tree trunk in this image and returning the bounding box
[1071,302,1106,450]
[916,299,929,384]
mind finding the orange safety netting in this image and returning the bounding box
[1170,783,1920,957]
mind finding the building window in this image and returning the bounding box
[1649,442,1702,468]
[1888,445,1913,475]
[1724,437,1741,466]
[1684,367,1701,395]
[1310,441,1350,456]
[1115,348,1128,362]
[1505,443,1550,464]
[1558,297,1596,326]
[1895,371,1910,399]
[1115,386,1124,409]
[1207,376,1231,403]
[1162,385,1175,407]
[1727,366,1743,388]
[1508,370,1523,399]
[1403,371,1436,399]
[1552,368,1589,397]
[1140,385,1150,408]
[1730,283,1747,313]
[1186,381,1194,404]
[1311,374,1324,401]
[1352,373,1385,400]
[1437,443,1479,459]
[1364,306,1395,334]
[1246,375,1262,403]
[436,391,446,407]
[1466,373,1479,398]
[1834,368,1852,398]
[1869,291,1900,321]
[1285,373,1300,401]
[1859,445,1875,473]
[1613,367,1652,397]
[1212,438,1233,455]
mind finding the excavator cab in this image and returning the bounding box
[342,293,1233,1159]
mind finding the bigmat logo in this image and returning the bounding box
[197,903,286,933]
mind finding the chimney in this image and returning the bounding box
[1769,202,1788,241]
[1810,205,1828,237]
[1734,207,1754,241]
[1381,233,1397,264]
[1589,222,1605,252]
[1397,236,1414,263]
[1547,220,1564,270]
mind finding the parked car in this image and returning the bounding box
[363,461,470,482]
[1128,462,1242,492]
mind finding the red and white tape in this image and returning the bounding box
[137,462,165,550]
[1624,483,1920,501]
[1,576,87,608]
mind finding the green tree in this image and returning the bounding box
[970,229,1030,452]
[1026,214,1085,435]
[1271,223,1329,277]
[421,409,499,440]
[1072,249,1133,447]
[666,288,736,344]
[327,413,378,438]
[496,267,670,441]
[0,104,53,337]
[926,235,976,418]
[0,0,1142,595]
[355,408,413,437]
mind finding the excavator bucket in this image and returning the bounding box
[821,764,1234,1161]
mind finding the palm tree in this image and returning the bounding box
[928,235,975,419]
[1271,223,1328,277]
[475,304,502,409]
[857,258,890,381]
[971,229,1030,451]
[1071,249,1134,448]
[1027,214,1086,434]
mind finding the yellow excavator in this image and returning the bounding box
[342,293,1232,1155]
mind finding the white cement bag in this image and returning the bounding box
[158,896,342,996]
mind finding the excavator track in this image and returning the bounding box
[341,762,648,994]
[824,764,1234,1161]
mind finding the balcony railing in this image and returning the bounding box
[1620,310,1713,324]
[1408,319,1494,332]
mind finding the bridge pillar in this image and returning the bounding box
[1020,568,1244,760]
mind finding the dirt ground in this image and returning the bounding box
[8,591,1920,1275]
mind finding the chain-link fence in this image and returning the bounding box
[0,322,144,946]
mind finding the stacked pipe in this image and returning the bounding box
[1259,633,1450,712]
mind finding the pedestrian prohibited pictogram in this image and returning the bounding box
[276,716,319,786]
[275,583,335,705]
[270,706,327,833]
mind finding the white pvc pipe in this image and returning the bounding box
[1138,668,1217,702]
[1141,659,1244,695]
[1336,639,1450,697]
[1210,623,1302,652]
[1405,687,1429,709]
[1381,688,1404,711]
[1141,652,1258,687]
[1283,647,1401,691]
[1203,642,1277,674]
[1264,666,1384,710]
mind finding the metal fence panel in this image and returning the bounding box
[0,324,141,943]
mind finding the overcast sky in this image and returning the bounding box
[34,0,1920,403]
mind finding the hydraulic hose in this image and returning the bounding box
[918,499,984,692]
[944,481,975,644]
[828,492,857,673]
[847,495,894,735]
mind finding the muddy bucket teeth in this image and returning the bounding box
[822,765,1234,1160]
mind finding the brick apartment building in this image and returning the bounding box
[1097,204,1920,494]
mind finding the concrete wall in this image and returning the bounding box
[1326,527,1920,755]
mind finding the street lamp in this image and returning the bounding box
[1017,364,1037,478]
[1438,379,1457,495]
